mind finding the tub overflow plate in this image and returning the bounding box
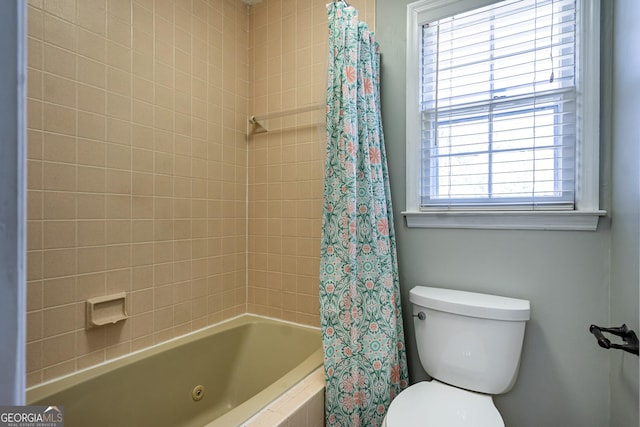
[192,385,205,401]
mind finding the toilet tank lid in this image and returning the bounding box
[410,286,530,321]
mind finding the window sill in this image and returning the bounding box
[402,210,607,231]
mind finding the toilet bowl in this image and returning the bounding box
[383,381,503,427]
[383,286,530,426]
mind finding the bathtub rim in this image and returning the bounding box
[27,314,322,407]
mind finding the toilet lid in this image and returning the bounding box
[385,381,504,427]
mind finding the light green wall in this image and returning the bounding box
[376,0,616,425]
[610,0,640,425]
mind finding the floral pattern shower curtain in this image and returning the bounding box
[320,3,409,426]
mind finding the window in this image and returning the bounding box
[405,0,604,230]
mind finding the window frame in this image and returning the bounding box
[404,0,605,230]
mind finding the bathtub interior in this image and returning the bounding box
[28,316,322,427]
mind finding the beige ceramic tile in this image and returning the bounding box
[78,56,106,88]
[43,103,76,136]
[43,13,76,51]
[78,84,106,115]
[43,73,76,108]
[78,111,107,141]
[107,14,132,48]
[43,44,76,80]
[43,304,76,336]
[77,28,106,63]
[41,331,76,367]
[78,0,107,36]
[77,220,106,247]
[43,133,76,164]
[43,220,76,249]
[77,246,106,274]
[42,360,76,383]
[42,162,76,192]
[78,166,106,193]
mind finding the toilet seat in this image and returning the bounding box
[383,380,504,427]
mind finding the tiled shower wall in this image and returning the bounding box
[26,0,376,388]
[26,0,248,386]
[246,0,375,325]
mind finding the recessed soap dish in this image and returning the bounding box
[86,292,128,329]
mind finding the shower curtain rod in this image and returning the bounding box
[248,103,324,134]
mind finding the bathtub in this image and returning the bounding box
[27,315,323,427]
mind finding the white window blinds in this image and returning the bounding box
[420,0,577,210]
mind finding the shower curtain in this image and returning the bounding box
[319,3,409,426]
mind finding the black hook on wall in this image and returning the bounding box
[589,324,639,356]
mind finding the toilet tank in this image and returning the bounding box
[410,286,530,395]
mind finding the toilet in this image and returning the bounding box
[383,286,530,426]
